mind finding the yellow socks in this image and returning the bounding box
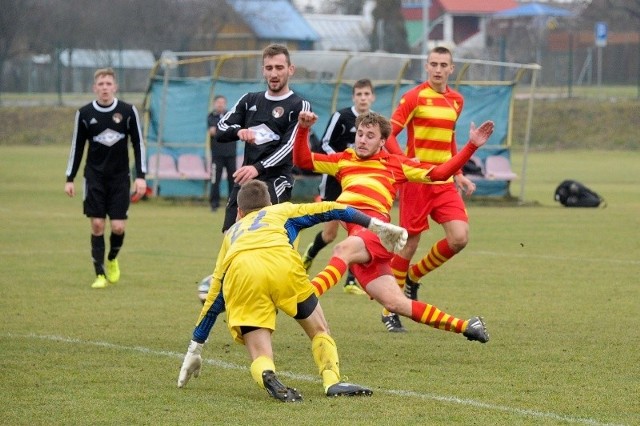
[311,332,341,392]
[250,355,276,389]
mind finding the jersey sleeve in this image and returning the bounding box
[65,110,88,182]
[211,232,232,284]
[386,91,419,157]
[450,92,464,174]
[293,125,316,170]
[216,93,248,142]
[129,105,146,178]
[257,99,311,173]
[283,202,372,244]
[319,111,342,154]
[407,142,478,183]
[390,89,417,132]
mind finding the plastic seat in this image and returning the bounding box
[485,155,517,181]
[147,153,181,179]
[463,156,485,181]
[177,154,210,180]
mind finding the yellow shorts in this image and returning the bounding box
[222,247,314,344]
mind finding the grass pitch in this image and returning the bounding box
[1,145,639,425]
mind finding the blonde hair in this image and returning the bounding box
[237,180,271,213]
[94,68,117,82]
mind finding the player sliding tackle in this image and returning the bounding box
[293,111,493,343]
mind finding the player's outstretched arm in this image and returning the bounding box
[293,111,319,170]
[428,120,495,182]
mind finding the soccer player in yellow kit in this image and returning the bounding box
[178,180,407,402]
[293,110,492,344]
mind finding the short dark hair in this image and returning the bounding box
[214,95,226,101]
[237,180,271,213]
[263,43,291,65]
[353,78,374,94]
[429,46,453,61]
[355,112,391,140]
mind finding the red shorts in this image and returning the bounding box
[344,222,393,287]
[398,182,468,235]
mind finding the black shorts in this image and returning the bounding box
[318,174,341,201]
[83,176,130,219]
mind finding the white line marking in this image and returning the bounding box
[4,332,624,426]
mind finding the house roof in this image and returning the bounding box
[436,0,518,14]
[403,0,518,21]
[493,2,574,18]
[228,0,319,42]
[303,14,370,51]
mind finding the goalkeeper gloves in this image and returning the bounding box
[368,218,408,253]
[177,340,203,388]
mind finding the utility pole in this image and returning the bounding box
[422,0,431,81]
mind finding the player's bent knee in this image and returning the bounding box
[381,293,410,315]
[331,238,360,261]
[322,229,338,242]
[294,293,319,320]
[449,239,468,252]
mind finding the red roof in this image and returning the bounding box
[403,0,519,21]
[436,0,518,14]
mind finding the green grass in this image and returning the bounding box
[1,145,639,425]
[515,85,640,100]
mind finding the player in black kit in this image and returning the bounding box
[64,68,147,289]
[207,95,237,211]
[216,44,311,232]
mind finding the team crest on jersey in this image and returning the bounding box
[112,113,123,124]
[272,106,284,118]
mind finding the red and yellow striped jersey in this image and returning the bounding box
[390,82,463,167]
[309,149,437,219]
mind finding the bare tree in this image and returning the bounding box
[370,0,410,53]
[169,0,234,52]
[318,0,366,14]
[0,0,39,97]
[581,0,640,28]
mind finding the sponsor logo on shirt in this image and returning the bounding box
[94,129,125,147]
